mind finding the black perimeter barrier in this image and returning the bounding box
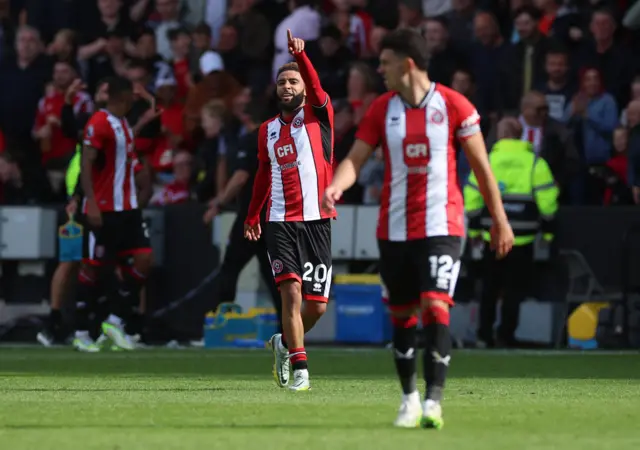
[2,204,640,345]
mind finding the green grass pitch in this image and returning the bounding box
[1,347,640,450]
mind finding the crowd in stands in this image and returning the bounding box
[1,0,640,209]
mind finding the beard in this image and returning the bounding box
[278,92,305,113]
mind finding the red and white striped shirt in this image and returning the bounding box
[246,50,336,224]
[82,110,138,212]
[356,84,481,241]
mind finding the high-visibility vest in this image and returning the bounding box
[464,139,560,246]
[65,145,81,198]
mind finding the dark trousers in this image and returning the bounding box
[478,243,534,345]
[210,215,282,332]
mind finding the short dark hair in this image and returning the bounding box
[276,62,300,78]
[55,57,79,74]
[107,76,133,99]
[546,44,568,58]
[453,67,474,83]
[380,28,429,71]
[137,27,155,41]
[194,22,212,36]
[514,5,542,21]
[168,26,190,42]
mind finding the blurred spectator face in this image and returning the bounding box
[232,87,251,118]
[156,0,179,20]
[50,30,75,60]
[582,69,601,97]
[514,11,537,40]
[632,81,640,101]
[277,70,305,112]
[137,33,157,59]
[193,32,211,52]
[398,3,421,27]
[157,84,177,104]
[95,82,109,106]
[0,157,12,183]
[473,13,497,46]
[369,27,388,54]
[521,92,548,126]
[452,0,473,12]
[613,128,628,154]
[319,34,340,57]
[590,12,615,43]
[347,66,371,98]
[217,25,238,52]
[106,35,125,56]
[533,0,553,11]
[173,151,192,183]
[425,20,448,53]
[545,52,568,82]
[170,32,191,57]
[332,0,350,12]
[627,101,640,128]
[53,62,75,90]
[201,112,222,137]
[451,70,472,97]
[332,11,351,39]
[230,0,252,14]
[16,27,41,62]
[98,0,121,18]
[127,66,149,85]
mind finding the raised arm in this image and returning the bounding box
[288,29,327,108]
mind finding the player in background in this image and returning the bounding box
[323,29,514,428]
[245,30,336,391]
[75,77,154,352]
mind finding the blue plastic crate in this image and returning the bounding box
[256,313,278,341]
[334,283,391,343]
[204,303,258,348]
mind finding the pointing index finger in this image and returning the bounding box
[287,29,293,41]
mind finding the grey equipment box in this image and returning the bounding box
[0,207,57,259]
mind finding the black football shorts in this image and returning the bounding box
[265,219,332,302]
[378,236,462,312]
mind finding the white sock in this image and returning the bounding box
[75,330,89,339]
[403,391,420,403]
[107,314,123,327]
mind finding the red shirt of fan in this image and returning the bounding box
[173,59,190,100]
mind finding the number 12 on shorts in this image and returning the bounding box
[428,255,460,295]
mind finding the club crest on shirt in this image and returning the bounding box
[272,259,284,274]
[292,117,304,128]
[430,110,444,125]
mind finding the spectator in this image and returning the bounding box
[363,25,388,69]
[184,50,240,136]
[150,150,194,205]
[469,12,507,119]
[445,0,476,46]
[517,91,580,198]
[125,60,163,154]
[167,26,193,101]
[306,25,352,100]
[0,25,52,155]
[330,0,373,58]
[398,0,425,32]
[77,0,135,63]
[85,29,131,94]
[424,16,467,86]
[192,21,212,55]
[564,67,618,166]
[195,99,227,201]
[133,27,174,92]
[46,29,78,63]
[538,45,576,121]
[272,0,321,81]
[626,100,640,203]
[534,0,559,36]
[500,6,551,111]
[347,62,379,125]
[600,127,632,205]
[33,60,93,193]
[619,76,640,127]
[215,24,246,86]
[576,8,635,106]
[149,0,185,60]
[226,0,272,76]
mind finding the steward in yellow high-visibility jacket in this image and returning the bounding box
[464,135,559,348]
[65,144,82,199]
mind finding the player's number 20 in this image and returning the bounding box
[302,262,328,283]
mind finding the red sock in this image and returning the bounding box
[289,347,307,371]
